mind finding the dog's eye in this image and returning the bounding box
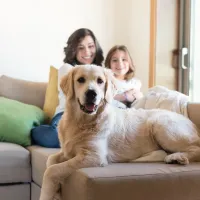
[77,77,85,83]
[97,78,103,84]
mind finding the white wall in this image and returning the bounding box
[0,0,150,92]
[114,0,150,93]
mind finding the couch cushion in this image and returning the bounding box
[43,66,59,122]
[28,145,200,200]
[0,75,47,109]
[0,97,46,147]
[62,162,200,200]
[0,142,31,183]
[27,145,59,186]
[31,182,41,200]
[0,184,30,200]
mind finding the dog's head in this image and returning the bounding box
[60,64,116,115]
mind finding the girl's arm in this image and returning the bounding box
[114,93,127,102]
[127,78,143,102]
[114,78,143,103]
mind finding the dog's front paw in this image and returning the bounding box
[46,159,53,168]
[53,192,61,200]
[46,154,60,168]
[165,153,189,165]
[100,162,108,167]
[40,191,61,200]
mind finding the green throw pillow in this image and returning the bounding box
[0,97,46,146]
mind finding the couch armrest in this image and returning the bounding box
[187,103,200,128]
[0,75,47,109]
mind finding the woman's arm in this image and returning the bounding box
[58,64,73,89]
[54,63,73,116]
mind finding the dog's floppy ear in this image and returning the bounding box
[60,68,75,100]
[104,69,117,103]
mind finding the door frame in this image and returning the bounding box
[149,0,157,88]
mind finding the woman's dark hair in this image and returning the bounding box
[105,45,135,80]
[63,28,104,66]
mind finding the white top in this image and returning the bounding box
[54,63,73,115]
[115,77,142,94]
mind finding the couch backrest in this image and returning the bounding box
[0,75,47,109]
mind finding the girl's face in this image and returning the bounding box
[76,35,96,64]
[110,50,130,80]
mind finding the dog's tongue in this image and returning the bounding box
[85,104,95,111]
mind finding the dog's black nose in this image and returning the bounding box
[85,89,97,101]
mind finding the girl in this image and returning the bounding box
[105,45,143,108]
[31,28,104,148]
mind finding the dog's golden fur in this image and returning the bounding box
[40,65,200,200]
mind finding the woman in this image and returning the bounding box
[31,28,104,148]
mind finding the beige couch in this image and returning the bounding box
[1,74,200,200]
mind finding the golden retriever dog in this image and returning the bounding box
[40,65,200,200]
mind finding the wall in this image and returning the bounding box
[155,0,179,90]
[0,0,150,92]
[114,0,150,93]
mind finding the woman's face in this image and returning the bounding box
[76,35,96,64]
[110,50,130,80]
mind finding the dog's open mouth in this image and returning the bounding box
[78,100,98,114]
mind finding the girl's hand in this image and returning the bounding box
[125,89,143,102]
[133,91,143,100]
[124,89,136,102]
[114,89,143,103]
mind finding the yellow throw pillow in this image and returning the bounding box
[43,66,59,122]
